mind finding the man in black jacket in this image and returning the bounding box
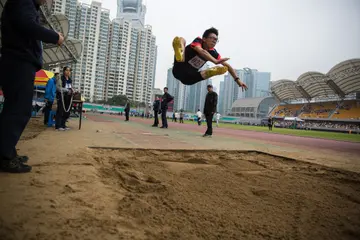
[152,97,160,127]
[0,0,64,173]
[124,100,130,121]
[203,84,218,137]
[160,87,174,129]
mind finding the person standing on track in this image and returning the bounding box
[179,110,184,123]
[203,84,218,137]
[215,112,221,127]
[268,117,273,131]
[196,109,202,126]
[152,97,160,127]
[124,100,130,121]
[160,87,173,129]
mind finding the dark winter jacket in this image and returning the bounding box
[204,91,218,115]
[1,0,59,70]
[153,100,160,112]
[161,93,174,110]
[125,102,130,112]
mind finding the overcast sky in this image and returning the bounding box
[82,0,360,91]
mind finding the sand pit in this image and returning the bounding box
[20,117,46,140]
[1,147,360,240]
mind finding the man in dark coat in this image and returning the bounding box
[124,100,130,121]
[152,97,160,127]
[160,87,174,129]
[203,84,218,137]
[0,0,64,173]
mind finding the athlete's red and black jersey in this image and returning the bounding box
[182,37,221,70]
[173,37,222,85]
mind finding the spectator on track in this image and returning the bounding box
[268,117,273,131]
[196,109,202,126]
[203,84,218,137]
[124,100,130,121]
[215,112,221,127]
[152,97,160,127]
[160,87,173,129]
[179,110,184,123]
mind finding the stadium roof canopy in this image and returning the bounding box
[0,0,82,66]
[270,59,360,102]
[327,59,360,96]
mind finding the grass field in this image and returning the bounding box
[183,120,360,143]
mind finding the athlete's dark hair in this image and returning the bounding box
[202,27,218,38]
[63,66,71,73]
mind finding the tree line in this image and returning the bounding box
[95,95,147,108]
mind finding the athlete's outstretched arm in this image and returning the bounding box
[222,62,248,91]
[192,46,229,65]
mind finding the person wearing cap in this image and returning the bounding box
[203,84,218,137]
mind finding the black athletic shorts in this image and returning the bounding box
[172,62,204,86]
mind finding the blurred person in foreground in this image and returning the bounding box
[203,84,218,137]
[0,0,64,173]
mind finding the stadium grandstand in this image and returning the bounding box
[229,97,276,124]
[268,58,360,133]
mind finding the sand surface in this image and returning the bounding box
[1,118,360,240]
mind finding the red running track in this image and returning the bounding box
[88,114,360,155]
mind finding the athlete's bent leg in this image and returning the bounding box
[200,66,228,80]
[172,37,186,62]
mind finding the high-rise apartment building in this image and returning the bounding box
[221,74,239,115]
[166,68,186,111]
[218,81,225,114]
[71,1,110,101]
[117,0,146,28]
[51,0,66,14]
[105,18,132,99]
[65,0,78,37]
[105,19,157,104]
[132,26,157,104]
[166,68,176,96]
[95,7,110,101]
[219,68,271,115]
[53,0,157,103]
